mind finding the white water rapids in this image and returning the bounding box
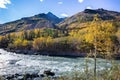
[0,49,119,76]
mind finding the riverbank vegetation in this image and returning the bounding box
[55,64,120,80]
[0,15,120,59]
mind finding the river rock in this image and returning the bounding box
[44,70,55,76]
[6,75,15,80]
[40,74,45,77]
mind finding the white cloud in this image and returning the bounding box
[40,0,43,2]
[61,13,68,17]
[78,0,84,3]
[0,0,11,8]
[86,6,92,9]
[58,1,63,4]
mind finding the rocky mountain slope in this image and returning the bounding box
[0,12,64,35]
[58,8,120,29]
[1,8,120,35]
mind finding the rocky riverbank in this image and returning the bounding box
[1,73,41,80]
[0,70,56,80]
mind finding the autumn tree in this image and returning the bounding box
[13,38,23,49]
[116,29,120,43]
[33,37,47,51]
[0,36,9,48]
[21,39,31,50]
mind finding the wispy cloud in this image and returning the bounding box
[86,6,92,9]
[78,0,84,3]
[40,0,43,2]
[61,13,68,17]
[58,1,63,5]
[0,0,11,8]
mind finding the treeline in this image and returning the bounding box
[0,20,120,56]
[0,28,70,51]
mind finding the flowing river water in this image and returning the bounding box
[0,49,119,76]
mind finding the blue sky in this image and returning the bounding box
[0,0,120,24]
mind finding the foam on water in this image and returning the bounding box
[0,49,119,75]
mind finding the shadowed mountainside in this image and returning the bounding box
[0,12,64,35]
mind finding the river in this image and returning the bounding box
[0,49,119,76]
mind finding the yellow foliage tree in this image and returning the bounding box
[46,36,53,47]
[116,29,120,42]
[33,37,46,50]
[0,36,3,41]
[22,40,29,47]
[14,38,22,49]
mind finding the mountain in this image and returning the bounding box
[0,12,64,35]
[58,8,120,29]
[33,12,64,24]
[1,9,120,35]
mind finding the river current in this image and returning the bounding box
[0,49,119,76]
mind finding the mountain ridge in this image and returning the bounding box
[1,8,120,35]
[58,8,120,29]
[0,12,64,35]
